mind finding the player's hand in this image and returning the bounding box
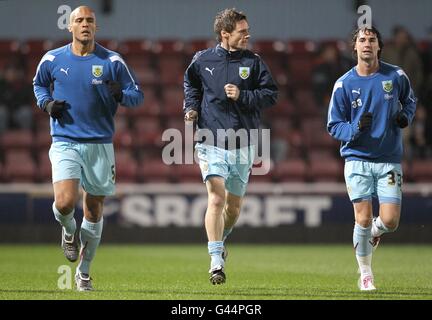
[395,111,408,128]
[358,112,373,132]
[44,100,66,119]
[224,84,240,101]
[104,80,123,102]
[184,110,198,122]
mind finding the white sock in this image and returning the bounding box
[356,254,373,276]
[372,216,391,237]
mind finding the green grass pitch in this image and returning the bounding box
[1,244,431,300]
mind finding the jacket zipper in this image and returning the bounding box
[226,52,231,127]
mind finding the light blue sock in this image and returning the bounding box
[52,202,76,236]
[208,241,224,270]
[353,223,373,257]
[78,218,103,275]
[222,228,232,242]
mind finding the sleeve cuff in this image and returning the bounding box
[184,106,198,114]
[350,122,360,141]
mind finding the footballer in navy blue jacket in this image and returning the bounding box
[183,8,277,285]
[327,26,416,291]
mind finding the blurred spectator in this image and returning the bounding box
[410,103,431,159]
[0,59,34,133]
[382,26,424,160]
[421,26,432,152]
[312,43,345,109]
[382,26,423,95]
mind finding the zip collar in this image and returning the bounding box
[216,44,244,59]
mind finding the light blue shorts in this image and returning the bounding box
[195,143,255,197]
[344,160,402,204]
[49,141,116,196]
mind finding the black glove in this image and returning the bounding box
[104,80,123,102]
[43,100,66,119]
[395,111,408,128]
[358,112,373,132]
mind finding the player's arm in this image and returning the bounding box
[327,82,364,142]
[395,69,417,128]
[236,58,278,111]
[33,55,54,110]
[32,55,67,119]
[183,53,203,121]
[108,55,144,107]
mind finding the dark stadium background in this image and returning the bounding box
[0,0,431,244]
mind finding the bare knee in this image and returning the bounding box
[208,192,226,213]
[356,215,372,227]
[378,204,401,231]
[381,216,399,231]
[54,193,77,214]
[53,180,79,214]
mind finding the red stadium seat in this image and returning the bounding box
[274,159,307,182]
[308,157,343,182]
[410,160,432,182]
[152,39,185,55]
[138,159,172,182]
[286,40,316,55]
[0,39,20,54]
[36,150,52,182]
[113,128,134,150]
[185,39,216,59]
[170,163,202,183]
[131,85,161,116]
[119,39,153,55]
[252,40,288,87]
[3,150,37,182]
[0,130,33,150]
[286,40,317,88]
[293,89,319,116]
[21,39,55,55]
[54,39,71,48]
[128,64,158,86]
[34,131,52,150]
[264,97,295,118]
[302,117,338,149]
[153,40,186,85]
[119,40,156,85]
[22,40,56,78]
[165,118,187,133]
[0,40,21,70]
[132,117,163,148]
[161,87,184,115]
[319,39,348,52]
[253,40,286,55]
[96,39,119,51]
[115,149,138,182]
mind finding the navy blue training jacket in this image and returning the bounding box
[183,44,278,147]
